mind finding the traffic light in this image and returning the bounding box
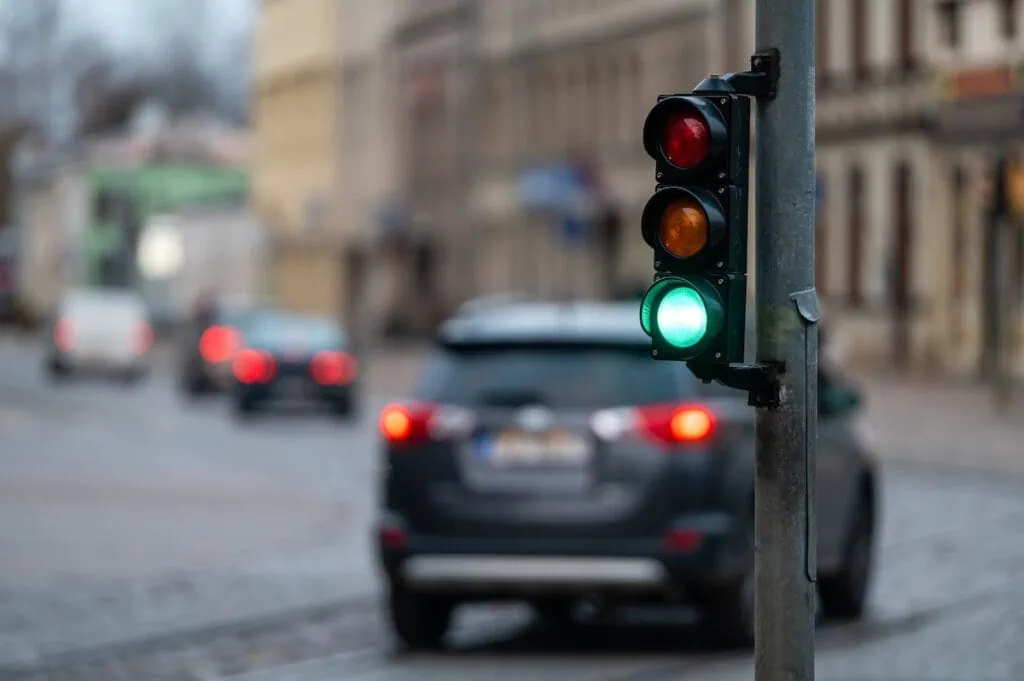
[639,85,751,364]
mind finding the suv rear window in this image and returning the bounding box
[414,343,698,408]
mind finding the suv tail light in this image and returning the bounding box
[233,349,276,384]
[134,322,154,354]
[379,401,476,446]
[199,325,239,364]
[310,351,358,385]
[591,403,716,448]
[54,318,75,352]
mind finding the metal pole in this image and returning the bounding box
[754,1,818,680]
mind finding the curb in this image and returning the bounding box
[0,592,379,676]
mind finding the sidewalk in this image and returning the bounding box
[858,373,1024,476]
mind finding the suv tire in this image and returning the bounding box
[819,494,874,620]
[387,585,453,651]
[703,520,755,648]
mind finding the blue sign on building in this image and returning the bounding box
[517,163,598,245]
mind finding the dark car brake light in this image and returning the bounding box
[379,401,475,446]
[233,349,276,384]
[199,325,239,364]
[310,351,358,385]
[591,403,716,448]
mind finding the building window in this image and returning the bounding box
[816,0,829,86]
[938,1,961,48]
[951,166,967,299]
[1002,0,1017,40]
[897,0,916,73]
[847,165,864,307]
[891,161,914,312]
[851,0,869,83]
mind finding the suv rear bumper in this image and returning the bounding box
[402,555,667,591]
[375,511,745,597]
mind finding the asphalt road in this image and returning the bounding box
[1,335,1023,680]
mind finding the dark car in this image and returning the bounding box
[178,297,265,397]
[375,301,878,649]
[230,311,360,419]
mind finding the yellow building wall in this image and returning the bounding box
[272,246,340,318]
[255,0,340,86]
[253,76,338,232]
[252,0,344,319]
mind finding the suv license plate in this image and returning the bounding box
[490,430,591,467]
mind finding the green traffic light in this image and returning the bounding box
[655,286,708,348]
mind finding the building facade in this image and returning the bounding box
[471,0,716,301]
[924,0,1024,378]
[460,0,1024,376]
[253,0,403,330]
[252,0,345,319]
[811,0,937,371]
[387,0,482,331]
[248,0,1023,371]
[337,0,402,338]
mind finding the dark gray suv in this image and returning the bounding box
[375,302,878,649]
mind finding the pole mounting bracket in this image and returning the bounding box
[720,48,780,100]
[687,361,786,408]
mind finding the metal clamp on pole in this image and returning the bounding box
[688,361,785,408]
[693,49,780,100]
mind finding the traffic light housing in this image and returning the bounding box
[639,88,751,364]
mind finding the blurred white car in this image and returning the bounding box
[45,288,153,382]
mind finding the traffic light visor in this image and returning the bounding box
[662,108,710,169]
[659,197,709,258]
[640,278,676,335]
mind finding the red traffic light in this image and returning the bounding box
[643,96,728,174]
[662,109,711,169]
